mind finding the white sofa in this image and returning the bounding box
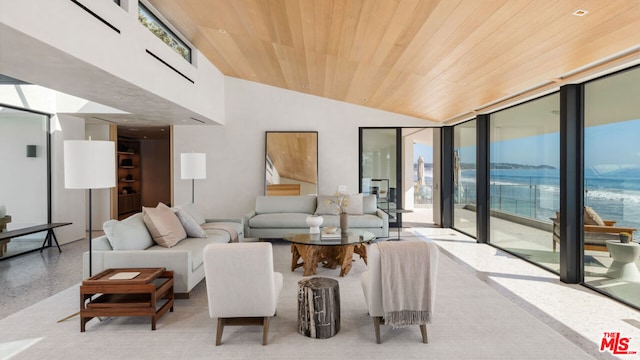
[83,203,244,297]
[243,194,389,239]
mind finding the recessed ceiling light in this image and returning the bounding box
[573,9,588,16]
[218,28,227,34]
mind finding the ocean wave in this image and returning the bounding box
[585,189,640,204]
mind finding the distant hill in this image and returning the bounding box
[414,162,557,170]
[455,163,556,170]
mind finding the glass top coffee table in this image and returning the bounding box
[284,230,375,277]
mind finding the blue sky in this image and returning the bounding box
[454,118,640,168]
[414,143,433,163]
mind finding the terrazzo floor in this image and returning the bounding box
[1,228,639,359]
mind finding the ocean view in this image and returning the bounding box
[457,168,640,229]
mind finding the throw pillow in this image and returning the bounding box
[175,203,206,225]
[344,193,364,215]
[175,209,207,238]
[363,194,377,214]
[584,206,605,226]
[143,202,187,248]
[103,213,154,250]
[315,195,340,215]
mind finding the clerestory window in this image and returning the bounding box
[138,3,191,63]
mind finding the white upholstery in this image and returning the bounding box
[361,241,439,343]
[203,242,283,345]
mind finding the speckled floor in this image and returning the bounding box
[0,236,88,320]
[1,228,639,359]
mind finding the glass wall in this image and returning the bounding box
[0,105,50,259]
[583,66,640,308]
[489,93,560,271]
[453,120,477,236]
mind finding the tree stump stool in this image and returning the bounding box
[297,277,340,339]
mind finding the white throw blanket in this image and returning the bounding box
[201,223,239,243]
[378,241,433,327]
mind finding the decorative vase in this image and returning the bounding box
[340,212,349,234]
[619,233,632,243]
[0,205,6,218]
[306,215,323,234]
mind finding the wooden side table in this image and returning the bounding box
[80,268,174,332]
[297,277,340,339]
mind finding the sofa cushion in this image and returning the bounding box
[255,195,317,214]
[143,203,187,248]
[316,194,364,215]
[175,209,207,238]
[103,213,154,250]
[584,206,605,226]
[321,214,384,228]
[249,213,310,228]
[363,195,377,214]
[344,193,364,215]
[315,195,340,215]
[175,203,206,225]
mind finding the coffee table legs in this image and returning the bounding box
[290,244,367,276]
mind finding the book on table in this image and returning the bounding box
[108,271,141,280]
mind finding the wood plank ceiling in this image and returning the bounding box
[149,0,640,124]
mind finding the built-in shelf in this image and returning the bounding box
[117,139,141,218]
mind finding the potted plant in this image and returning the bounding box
[619,232,632,243]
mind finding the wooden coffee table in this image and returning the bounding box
[80,268,174,332]
[284,230,375,276]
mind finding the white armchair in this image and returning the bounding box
[203,242,283,345]
[361,241,439,344]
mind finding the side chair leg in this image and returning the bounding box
[262,316,270,345]
[216,318,224,346]
[420,324,428,344]
[373,317,382,344]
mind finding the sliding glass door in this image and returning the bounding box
[0,105,50,258]
[360,128,400,228]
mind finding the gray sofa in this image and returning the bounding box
[243,195,389,239]
[83,203,244,297]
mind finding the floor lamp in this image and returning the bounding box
[64,140,115,277]
[181,153,206,203]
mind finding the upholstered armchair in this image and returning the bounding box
[361,241,439,344]
[203,242,283,345]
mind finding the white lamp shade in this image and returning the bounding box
[181,153,206,179]
[64,140,116,189]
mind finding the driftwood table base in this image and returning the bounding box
[290,243,367,276]
[298,277,340,339]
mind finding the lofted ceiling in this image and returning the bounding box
[149,0,640,125]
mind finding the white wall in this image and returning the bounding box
[86,124,112,229]
[173,77,436,218]
[52,115,88,244]
[0,0,225,124]
[0,114,48,228]
[0,83,88,244]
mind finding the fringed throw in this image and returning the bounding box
[378,241,434,328]
[384,310,432,328]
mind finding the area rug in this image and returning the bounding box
[0,240,592,360]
